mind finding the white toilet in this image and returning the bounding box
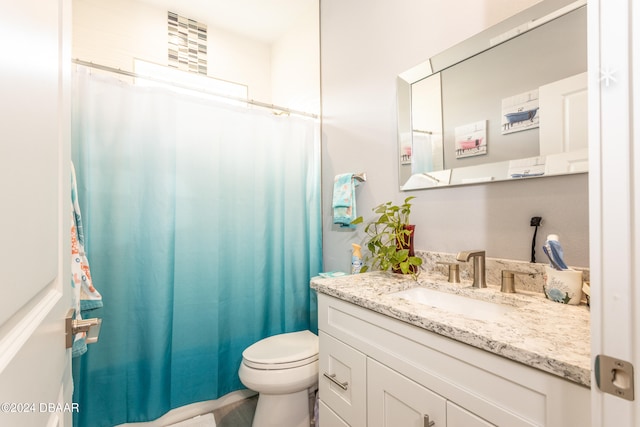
[238,330,319,427]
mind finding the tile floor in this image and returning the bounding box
[213,395,258,427]
[212,392,318,427]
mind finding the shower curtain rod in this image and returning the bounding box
[72,59,318,119]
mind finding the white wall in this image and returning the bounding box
[73,0,319,115]
[73,0,164,70]
[72,0,270,101]
[271,4,320,115]
[207,26,272,102]
[321,0,589,273]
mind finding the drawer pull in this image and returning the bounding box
[424,414,435,427]
[323,372,349,390]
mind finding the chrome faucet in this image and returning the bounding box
[456,250,487,288]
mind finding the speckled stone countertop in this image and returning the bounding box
[311,271,591,387]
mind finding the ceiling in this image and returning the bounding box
[137,0,316,43]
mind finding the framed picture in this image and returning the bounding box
[455,120,487,158]
[501,89,539,134]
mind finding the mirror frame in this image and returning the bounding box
[398,0,588,191]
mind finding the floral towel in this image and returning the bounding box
[71,162,102,357]
[332,173,358,228]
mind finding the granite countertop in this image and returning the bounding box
[311,271,591,387]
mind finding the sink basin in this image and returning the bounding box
[390,287,516,322]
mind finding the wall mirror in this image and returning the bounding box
[398,0,587,190]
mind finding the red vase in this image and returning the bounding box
[393,224,416,274]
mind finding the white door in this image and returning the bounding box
[0,0,73,426]
[538,72,589,175]
[539,72,588,156]
[589,0,640,425]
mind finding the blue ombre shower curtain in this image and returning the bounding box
[71,66,321,426]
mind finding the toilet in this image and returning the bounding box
[238,330,319,427]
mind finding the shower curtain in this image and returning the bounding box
[71,67,322,427]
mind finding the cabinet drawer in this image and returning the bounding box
[319,331,367,427]
[318,399,350,427]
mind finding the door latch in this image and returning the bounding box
[595,354,635,401]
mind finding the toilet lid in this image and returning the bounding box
[242,330,318,369]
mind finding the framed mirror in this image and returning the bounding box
[398,0,587,190]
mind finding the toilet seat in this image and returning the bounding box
[242,330,319,370]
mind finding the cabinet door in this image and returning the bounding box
[368,359,446,427]
[319,331,367,426]
[447,402,495,427]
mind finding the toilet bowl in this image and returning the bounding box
[238,330,319,427]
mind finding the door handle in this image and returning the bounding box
[322,372,349,390]
[424,414,435,427]
[65,308,102,348]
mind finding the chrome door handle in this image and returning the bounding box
[323,372,349,390]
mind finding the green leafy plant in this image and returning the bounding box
[351,196,422,279]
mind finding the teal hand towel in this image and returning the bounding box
[333,173,358,228]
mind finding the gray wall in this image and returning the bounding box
[320,0,589,276]
[442,6,587,169]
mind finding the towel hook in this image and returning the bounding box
[354,172,367,182]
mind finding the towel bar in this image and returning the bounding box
[354,172,366,182]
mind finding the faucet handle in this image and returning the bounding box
[437,262,460,283]
[501,270,534,293]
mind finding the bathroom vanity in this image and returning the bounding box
[311,272,590,426]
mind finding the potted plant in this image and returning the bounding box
[351,196,422,278]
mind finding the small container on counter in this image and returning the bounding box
[543,266,584,305]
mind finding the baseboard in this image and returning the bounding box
[115,389,258,427]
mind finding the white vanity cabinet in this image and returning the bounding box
[317,294,590,427]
